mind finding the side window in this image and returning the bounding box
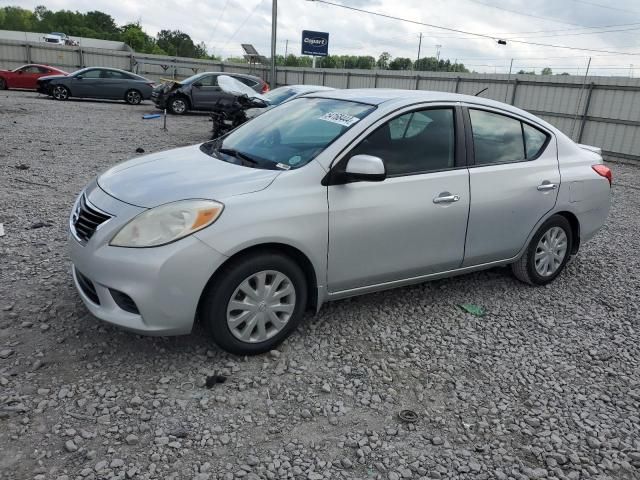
[81,69,102,79]
[101,70,128,79]
[469,109,525,165]
[523,123,548,159]
[36,67,50,74]
[198,75,218,86]
[350,108,456,176]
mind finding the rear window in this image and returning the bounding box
[470,109,549,165]
[237,77,259,88]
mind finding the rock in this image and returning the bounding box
[431,436,444,445]
[64,440,77,452]
[0,349,14,359]
[125,434,139,445]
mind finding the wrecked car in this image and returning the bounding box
[151,72,268,114]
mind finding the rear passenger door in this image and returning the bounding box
[100,70,132,99]
[190,74,221,110]
[462,106,560,266]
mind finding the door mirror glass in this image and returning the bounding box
[344,154,386,182]
[193,81,202,87]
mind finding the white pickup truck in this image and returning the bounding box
[43,32,77,46]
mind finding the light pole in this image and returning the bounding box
[270,0,277,87]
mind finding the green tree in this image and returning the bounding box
[541,67,553,75]
[389,57,412,70]
[377,51,391,69]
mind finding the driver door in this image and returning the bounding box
[70,69,102,97]
[327,105,470,292]
[190,74,222,110]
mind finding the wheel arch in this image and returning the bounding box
[197,242,319,320]
[555,210,581,255]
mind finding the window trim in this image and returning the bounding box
[463,106,552,168]
[324,103,467,185]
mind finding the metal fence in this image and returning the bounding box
[1,39,639,164]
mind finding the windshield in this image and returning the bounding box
[179,73,205,85]
[263,87,299,105]
[201,97,375,170]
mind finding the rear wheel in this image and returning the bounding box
[52,85,70,101]
[0,78,6,90]
[201,252,308,355]
[125,89,142,105]
[512,215,573,285]
[168,96,188,114]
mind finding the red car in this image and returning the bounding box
[0,64,68,90]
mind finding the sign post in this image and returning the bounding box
[301,30,329,68]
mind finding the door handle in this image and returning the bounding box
[537,182,558,191]
[433,194,460,204]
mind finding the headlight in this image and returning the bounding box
[110,199,223,248]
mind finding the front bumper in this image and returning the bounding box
[68,183,228,335]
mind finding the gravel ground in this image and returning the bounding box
[1,89,640,480]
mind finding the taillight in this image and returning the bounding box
[592,164,612,186]
[262,82,270,93]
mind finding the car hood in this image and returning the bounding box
[38,74,66,82]
[97,144,281,208]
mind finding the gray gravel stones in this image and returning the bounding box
[1,90,640,480]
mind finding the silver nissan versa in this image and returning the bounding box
[68,89,611,355]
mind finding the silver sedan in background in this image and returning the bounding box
[68,89,611,355]
[37,67,155,105]
[245,84,335,119]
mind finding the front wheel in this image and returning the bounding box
[512,215,573,285]
[52,85,70,101]
[125,89,142,105]
[201,252,308,355]
[168,96,188,114]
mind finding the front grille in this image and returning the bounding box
[71,195,111,243]
[110,289,140,314]
[76,270,100,304]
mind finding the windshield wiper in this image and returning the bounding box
[217,148,260,167]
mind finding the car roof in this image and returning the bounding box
[305,88,554,128]
[286,85,335,93]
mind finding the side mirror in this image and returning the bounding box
[76,75,83,80]
[193,81,202,88]
[18,70,24,75]
[344,155,386,182]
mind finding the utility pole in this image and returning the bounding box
[270,0,277,87]
[435,44,442,71]
[416,32,423,67]
[504,58,513,102]
[284,39,288,58]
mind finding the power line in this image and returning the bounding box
[568,0,640,15]
[219,0,266,52]
[309,0,640,56]
[464,0,595,27]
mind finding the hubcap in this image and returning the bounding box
[172,99,186,113]
[534,226,568,277]
[226,270,296,344]
[127,91,141,104]
[53,86,67,99]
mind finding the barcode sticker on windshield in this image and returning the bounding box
[318,112,360,127]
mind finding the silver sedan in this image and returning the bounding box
[68,89,611,355]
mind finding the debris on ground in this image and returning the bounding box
[135,147,145,153]
[459,303,486,317]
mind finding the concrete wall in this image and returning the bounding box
[1,39,638,163]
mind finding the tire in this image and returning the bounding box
[168,96,188,114]
[0,78,6,90]
[52,85,70,101]
[512,215,573,285]
[125,89,142,105]
[201,251,308,355]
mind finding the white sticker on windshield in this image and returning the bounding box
[318,112,361,127]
